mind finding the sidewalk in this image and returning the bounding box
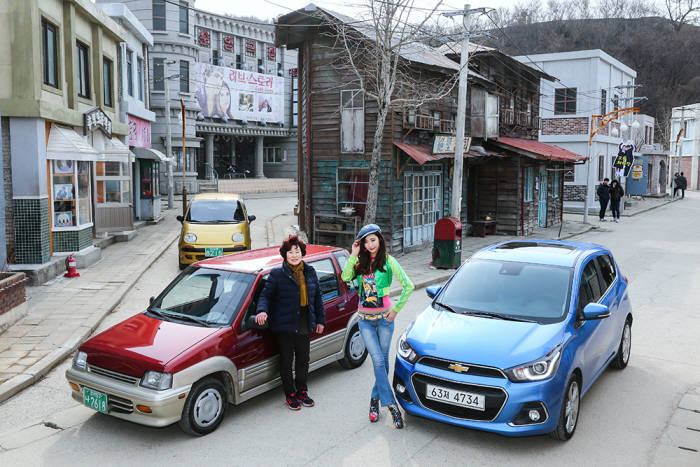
[652,385,700,465]
[0,208,181,402]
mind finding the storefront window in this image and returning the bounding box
[140,160,160,198]
[51,160,92,229]
[95,161,131,205]
[337,167,369,218]
[173,148,196,171]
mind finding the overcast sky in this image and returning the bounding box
[193,0,519,22]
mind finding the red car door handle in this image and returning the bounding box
[338,302,346,310]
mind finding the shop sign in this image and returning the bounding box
[267,46,276,60]
[128,115,151,148]
[431,135,471,155]
[223,35,235,52]
[245,39,256,56]
[198,28,211,47]
[288,68,297,77]
[84,107,112,138]
[631,163,643,180]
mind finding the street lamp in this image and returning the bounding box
[164,60,178,209]
[583,107,640,224]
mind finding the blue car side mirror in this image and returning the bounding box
[426,284,442,299]
[582,303,611,320]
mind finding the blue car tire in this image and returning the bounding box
[610,318,632,370]
[550,375,581,441]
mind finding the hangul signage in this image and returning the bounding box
[128,115,151,148]
[245,39,256,56]
[267,46,276,60]
[84,107,112,138]
[223,35,235,52]
[288,68,298,77]
[198,28,211,47]
[431,135,472,155]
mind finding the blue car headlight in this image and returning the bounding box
[504,345,562,382]
[397,331,419,364]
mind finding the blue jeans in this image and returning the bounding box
[358,318,396,407]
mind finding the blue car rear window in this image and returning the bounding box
[439,259,572,323]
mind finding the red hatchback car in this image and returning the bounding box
[65,245,366,435]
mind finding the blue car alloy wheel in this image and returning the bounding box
[394,240,633,440]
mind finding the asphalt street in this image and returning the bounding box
[1,192,698,466]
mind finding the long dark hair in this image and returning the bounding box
[355,232,387,275]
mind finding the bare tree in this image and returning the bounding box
[665,0,700,31]
[328,0,458,224]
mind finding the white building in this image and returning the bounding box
[670,103,700,190]
[514,50,638,211]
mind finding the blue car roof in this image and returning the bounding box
[473,239,608,268]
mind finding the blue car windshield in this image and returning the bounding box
[438,259,572,323]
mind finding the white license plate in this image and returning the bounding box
[425,383,485,411]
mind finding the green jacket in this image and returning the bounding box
[341,254,414,313]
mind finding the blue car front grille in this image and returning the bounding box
[411,373,508,422]
[417,356,506,379]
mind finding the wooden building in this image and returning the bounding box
[277,7,587,254]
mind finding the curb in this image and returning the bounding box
[621,197,679,217]
[0,230,180,403]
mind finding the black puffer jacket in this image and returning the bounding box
[610,184,624,202]
[257,261,325,333]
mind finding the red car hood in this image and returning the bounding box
[81,313,219,377]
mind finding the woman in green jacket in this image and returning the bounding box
[342,224,414,428]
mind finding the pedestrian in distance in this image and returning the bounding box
[673,172,680,198]
[609,179,624,223]
[597,178,611,221]
[341,224,414,429]
[255,235,326,410]
[679,172,687,199]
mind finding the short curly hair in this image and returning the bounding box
[279,234,307,259]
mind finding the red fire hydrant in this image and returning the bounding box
[64,253,80,278]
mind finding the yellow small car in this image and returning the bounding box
[177,193,255,269]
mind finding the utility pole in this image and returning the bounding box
[181,98,187,214]
[164,60,177,209]
[443,5,490,219]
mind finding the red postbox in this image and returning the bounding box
[432,217,462,269]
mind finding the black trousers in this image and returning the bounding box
[599,198,609,220]
[275,331,310,397]
[610,200,620,219]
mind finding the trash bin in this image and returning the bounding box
[432,217,462,269]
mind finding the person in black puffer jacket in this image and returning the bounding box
[609,179,624,222]
[596,178,611,221]
[255,235,325,410]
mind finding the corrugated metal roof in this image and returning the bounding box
[494,137,587,162]
[394,142,482,165]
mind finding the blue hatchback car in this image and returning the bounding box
[393,240,632,440]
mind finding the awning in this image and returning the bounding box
[46,124,98,161]
[494,137,587,162]
[132,147,168,162]
[394,142,491,165]
[99,136,131,163]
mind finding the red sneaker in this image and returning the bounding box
[297,390,315,407]
[286,394,301,410]
[369,398,379,422]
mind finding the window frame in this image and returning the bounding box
[179,1,189,34]
[95,161,131,206]
[337,166,369,217]
[76,41,91,99]
[598,155,605,181]
[307,257,341,303]
[576,259,603,319]
[524,167,534,202]
[41,18,59,88]
[263,147,282,164]
[126,49,133,97]
[137,56,144,101]
[340,89,365,154]
[103,57,113,107]
[600,89,607,115]
[595,254,617,294]
[554,87,577,115]
[179,60,189,93]
[152,0,166,31]
[152,57,164,91]
[552,170,560,199]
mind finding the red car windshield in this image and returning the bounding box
[149,267,255,326]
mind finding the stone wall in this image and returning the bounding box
[541,117,588,135]
[0,272,26,315]
[564,184,587,201]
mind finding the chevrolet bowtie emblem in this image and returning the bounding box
[448,363,469,373]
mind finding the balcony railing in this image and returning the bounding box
[403,112,456,134]
[500,109,539,129]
